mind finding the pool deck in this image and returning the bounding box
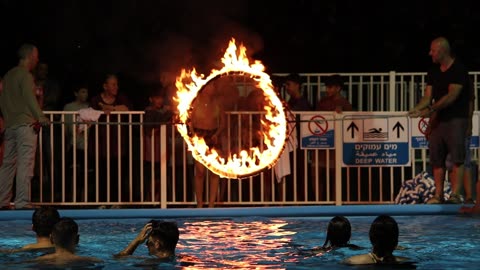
[0,204,468,221]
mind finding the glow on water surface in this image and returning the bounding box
[0,215,479,269]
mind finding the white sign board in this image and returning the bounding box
[342,112,410,166]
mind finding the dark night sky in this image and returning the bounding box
[1,0,480,107]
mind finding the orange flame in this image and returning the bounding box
[175,38,287,179]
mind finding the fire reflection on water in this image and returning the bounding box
[177,219,299,269]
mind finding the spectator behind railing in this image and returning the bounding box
[234,88,274,202]
[284,73,312,111]
[312,74,353,201]
[189,81,225,208]
[143,85,173,201]
[34,62,62,112]
[63,84,90,202]
[34,62,63,200]
[283,73,312,201]
[89,74,132,205]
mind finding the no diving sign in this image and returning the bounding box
[411,113,480,148]
[300,113,335,149]
[308,115,328,136]
[411,117,429,148]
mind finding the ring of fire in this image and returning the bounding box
[174,39,288,179]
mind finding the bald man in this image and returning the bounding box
[408,37,471,204]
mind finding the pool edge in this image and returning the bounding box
[0,205,465,221]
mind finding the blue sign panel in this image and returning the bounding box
[412,136,428,148]
[412,135,478,148]
[301,130,334,148]
[342,113,410,167]
[471,136,479,148]
[343,142,410,166]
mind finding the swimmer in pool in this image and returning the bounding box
[34,217,102,265]
[115,219,179,260]
[0,207,60,253]
[315,216,362,252]
[342,215,412,266]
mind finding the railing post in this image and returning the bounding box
[389,71,396,112]
[160,124,168,209]
[334,112,342,206]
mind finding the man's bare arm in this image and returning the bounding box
[114,223,152,257]
[408,85,433,117]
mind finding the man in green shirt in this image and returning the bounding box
[0,44,48,210]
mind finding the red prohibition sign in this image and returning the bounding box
[308,115,328,136]
[418,117,429,135]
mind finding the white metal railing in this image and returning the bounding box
[274,71,480,111]
[28,71,480,208]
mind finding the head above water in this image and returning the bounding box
[51,217,79,251]
[146,220,179,256]
[369,215,399,258]
[32,207,61,238]
[323,216,352,248]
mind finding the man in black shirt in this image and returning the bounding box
[408,37,470,204]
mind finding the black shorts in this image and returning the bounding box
[429,118,468,167]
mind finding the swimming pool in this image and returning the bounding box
[0,206,479,269]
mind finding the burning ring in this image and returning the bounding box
[175,39,288,179]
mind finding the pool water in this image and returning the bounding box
[0,215,479,269]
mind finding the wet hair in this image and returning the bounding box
[32,207,61,237]
[369,215,399,260]
[284,73,303,85]
[323,216,351,248]
[51,217,79,249]
[17,44,36,60]
[324,74,344,87]
[148,220,179,253]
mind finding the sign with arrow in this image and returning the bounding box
[347,121,359,139]
[342,113,410,166]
